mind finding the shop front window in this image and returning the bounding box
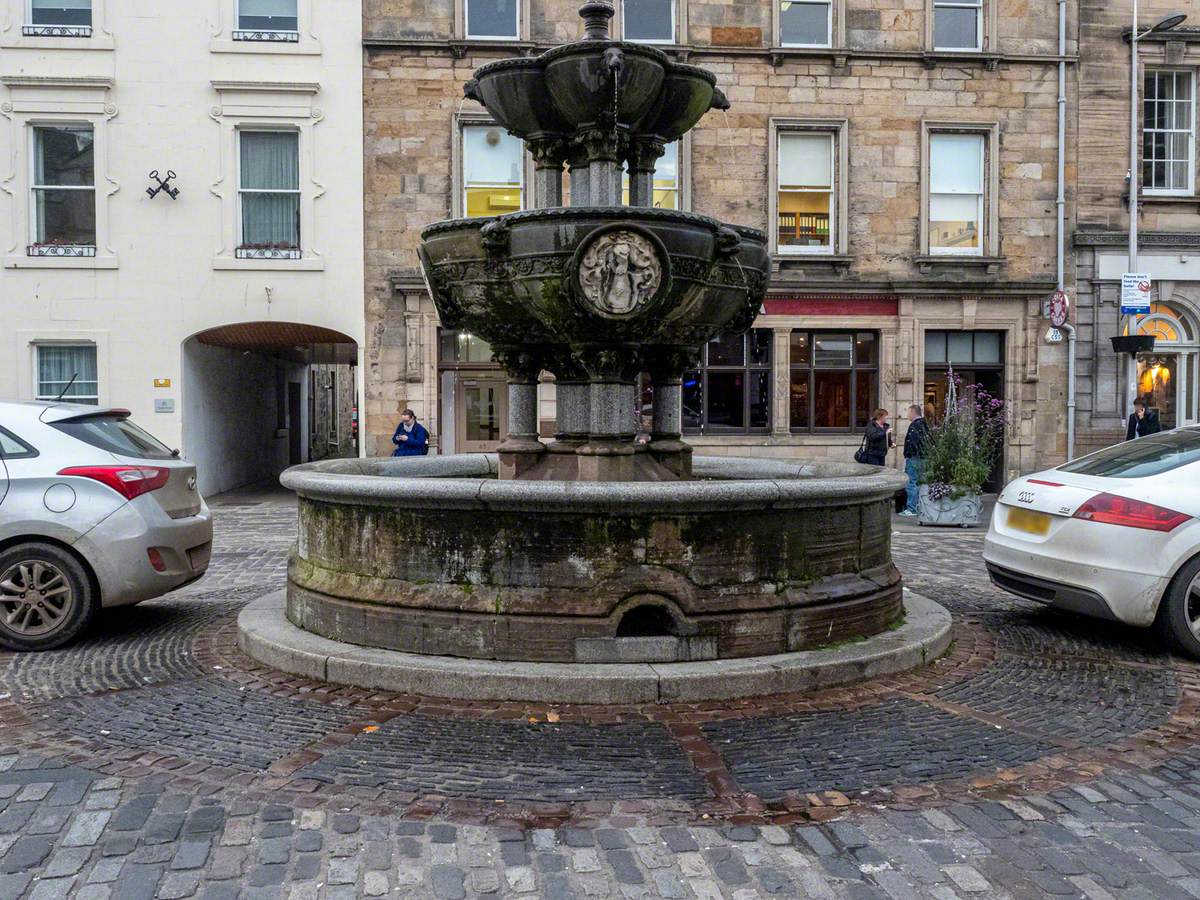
[683,330,772,434]
[789,331,877,433]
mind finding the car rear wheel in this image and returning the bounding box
[1157,555,1200,660]
[0,543,96,652]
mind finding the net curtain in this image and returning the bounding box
[239,131,300,247]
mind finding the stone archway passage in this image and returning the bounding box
[183,322,358,496]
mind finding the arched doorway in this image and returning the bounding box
[1126,300,1200,430]
[182,322,358,496]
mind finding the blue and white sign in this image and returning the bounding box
[1121,272,1152,315]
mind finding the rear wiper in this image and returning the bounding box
[54,373,78,403]
[171,448,181,458]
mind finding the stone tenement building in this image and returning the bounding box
[363,0,1075,484]
[1073,2,1200,453]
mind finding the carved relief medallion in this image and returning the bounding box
[576,229,663,316]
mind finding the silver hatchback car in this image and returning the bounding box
[0,401,212,651]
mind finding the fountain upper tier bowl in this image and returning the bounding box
[419,208,769,353]
[465,44,727,144]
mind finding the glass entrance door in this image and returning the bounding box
[456,378,507,452]
[1137,354,1180,430]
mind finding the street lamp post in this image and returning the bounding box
[1125,7,1187,417]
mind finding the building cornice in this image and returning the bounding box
[362,37,1075,69]
[210,80,321,94]
[1074,230,1200,249]
[0,75,114,89]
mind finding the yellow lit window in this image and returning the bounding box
[462,125,523,218]
[777,131,833,253]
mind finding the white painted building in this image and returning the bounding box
[0,0,365,495]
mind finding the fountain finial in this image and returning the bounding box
[579,0,614,40]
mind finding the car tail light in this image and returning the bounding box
[147,548,166,572]
[1073,492,1191,532]
[58,466,170,501]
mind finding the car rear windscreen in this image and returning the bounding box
[1059,428,1200,478]
[52,414,176,461]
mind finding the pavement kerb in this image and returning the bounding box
[237,589,952,704]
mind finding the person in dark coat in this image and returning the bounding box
[392,409,430,456]
[862,408,893,466]
[1126,398,1163,441]
[900,404,931,516]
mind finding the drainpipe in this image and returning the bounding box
[1057,0,1076,461]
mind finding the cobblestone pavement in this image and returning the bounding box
[2,488,1200,898]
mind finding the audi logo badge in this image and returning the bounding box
[1017,490,1035,504]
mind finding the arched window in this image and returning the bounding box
[1127,301,1197,345]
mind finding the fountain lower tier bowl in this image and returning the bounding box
[418,208,768,351]
[281,455,907,664]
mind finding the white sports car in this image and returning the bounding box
[983,426,1200,657]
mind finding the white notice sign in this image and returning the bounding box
[1121,273,1152,315]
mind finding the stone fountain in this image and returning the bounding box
[240,1,949,703]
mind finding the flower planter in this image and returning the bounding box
[918,486,982,527]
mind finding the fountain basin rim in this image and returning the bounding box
[421,206,767,244]
[280,454,907,513]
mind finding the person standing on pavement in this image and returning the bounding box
[391,409,430,457]
[1125,397,1162,441]
[899,404,930,517]
[861,408,893,466]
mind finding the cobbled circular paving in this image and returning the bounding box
[0,496,1196,829]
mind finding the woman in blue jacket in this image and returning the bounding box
[392,409,430,456]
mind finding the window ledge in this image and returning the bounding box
[914,254,1005,275]
[212,255,324,271]
[922,50,1001,71]
[5,253,117,269]
[774,253,853,273]
[1139,194,1200,209]
[211,36,320,55]
[0,32,113,50]
[448,38,536,58]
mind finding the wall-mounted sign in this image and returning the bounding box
[1121,273,1152,315]
[153,378,171,388]
[1045,327,1064,344]
[154,399,175,413]
[1046,290,1070,328]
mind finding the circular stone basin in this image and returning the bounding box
[281,456,907,664]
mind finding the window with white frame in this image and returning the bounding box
[237,130,301,258]
[465,0,518,39]
[933,0,981,51]
[236,0,298,39]
[462,124,524,217]
[928,132,984,255]
[1144,70,1196,196]
[779,0,830,47]
[622,0,674,43]
[622,141,680,208]
[26,0,91,35]
[36,345,98,404]
[30,125,96,255]
[776,130,835,254]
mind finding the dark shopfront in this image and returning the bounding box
[923,329,1005,491]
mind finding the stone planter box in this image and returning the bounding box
[918,486,983,527]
